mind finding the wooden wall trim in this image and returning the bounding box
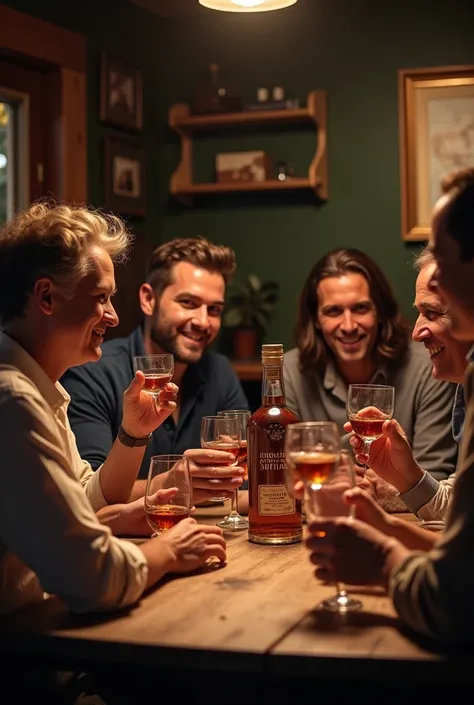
[0,4,87,203]
[49,68,87,204]
[0,4,86,72]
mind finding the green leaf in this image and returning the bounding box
[258,302,275,314]
[223,308,244,328]
[254,311,269,329]
[260,280,279,293]
[247,274,261,292]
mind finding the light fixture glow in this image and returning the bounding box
[199,0,297,12]
[232,0,264,7]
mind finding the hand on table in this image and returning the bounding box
[184,448,245,505]
[97,487,179,537]
[157,517,226,572]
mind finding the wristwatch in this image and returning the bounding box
[117,425,152,448]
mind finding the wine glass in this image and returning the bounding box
[284,421,341,521]
[305,449,363,613]
[346,384,395,458]
[216,410,250,531]
[200,415,241,503]
[133,354,174,397]
[145,454,192,537]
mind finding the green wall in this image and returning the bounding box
[2,0,474,349]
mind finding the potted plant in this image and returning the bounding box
[223,274,280,360]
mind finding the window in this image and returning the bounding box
[0,101,18,224]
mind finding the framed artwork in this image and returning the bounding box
[104,137,146,217]
[399,65,474,241]
[100,53,143,130]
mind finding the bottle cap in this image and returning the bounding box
[262,343,284,364]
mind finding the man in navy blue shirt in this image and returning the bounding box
[61,236,249,502]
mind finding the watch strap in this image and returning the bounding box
[117,425,152,448]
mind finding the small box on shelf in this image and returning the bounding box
[216,151,271,184]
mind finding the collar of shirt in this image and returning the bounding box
[323,355,388,403]
[0,331,67,412]
[452,347,474,443]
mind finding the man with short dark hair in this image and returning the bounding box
[61,236,248,500]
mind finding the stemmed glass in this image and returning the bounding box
[346,384,395,459]
[200,415,241,503]
[133,354,174,397]
[216,410,250,531]
[284,421,341,515]
[305,450,363,612]
[145,454,192,537]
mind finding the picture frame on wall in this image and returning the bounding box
[100,53,143,131]
[398,64,474,242]
[104,137,146,217]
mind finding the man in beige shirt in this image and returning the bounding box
[0,202,226,616]
[304,167,474,646]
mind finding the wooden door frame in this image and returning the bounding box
[0,4,87,203]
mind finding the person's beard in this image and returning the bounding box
[149,314,209,364]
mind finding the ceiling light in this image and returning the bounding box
[199,0,298,12]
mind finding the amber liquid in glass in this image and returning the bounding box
[349,416,386,441]
[201,441,240,464]
[248,348,302,545]
[290,452,338,486]
[146,505,189,534]
[143,373,172,395]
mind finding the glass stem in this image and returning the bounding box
[229,488,239,517]
[363,439,372,460]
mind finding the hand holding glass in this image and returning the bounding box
[145,454,192,537]
[200,415,241,503]
[216,410,250,530]
[133,354,174,397]
[306,450,362,613]
[346,384,395,458]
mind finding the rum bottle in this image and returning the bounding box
[247,344,302,545]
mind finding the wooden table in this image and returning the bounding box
[0,509,472,703]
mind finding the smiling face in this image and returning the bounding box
[50,245,119,368]
[141,261,225,364]
[412,262,471,383]
[316,273,379,382]
[429,195,474,342]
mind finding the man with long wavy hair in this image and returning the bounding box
[284,248,458,501]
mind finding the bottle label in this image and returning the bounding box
[258,484,296,515]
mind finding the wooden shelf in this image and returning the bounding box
[170,106,315,132]
[168,89,328,203]
[173,177,317,197]
[231,360,262,382]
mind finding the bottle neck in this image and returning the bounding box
[261,363,286,406]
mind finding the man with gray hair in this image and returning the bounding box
[351,246,473,522]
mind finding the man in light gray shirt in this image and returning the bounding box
[284,248,457,486]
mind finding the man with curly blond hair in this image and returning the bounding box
[0,201,226,620]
